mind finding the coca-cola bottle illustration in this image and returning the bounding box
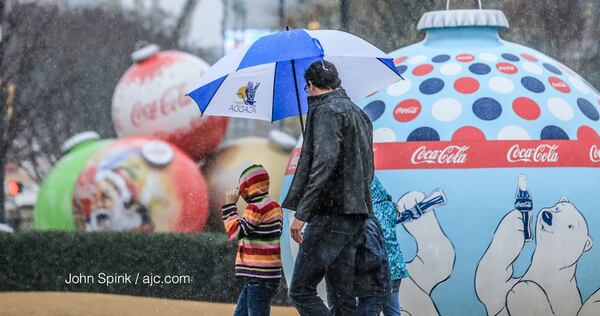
[515,174,533,241]
[397,189,447,224]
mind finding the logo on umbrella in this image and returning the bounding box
[237,81,260,106]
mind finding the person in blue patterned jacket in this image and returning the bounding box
[362,175,410,316]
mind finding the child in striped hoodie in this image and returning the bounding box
[222,164,283,316]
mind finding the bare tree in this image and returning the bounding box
[173,0,200,43]
[0,1,55,222]
[0,2,177,222]
[285,0,600,88]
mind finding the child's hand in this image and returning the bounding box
[225,188,239,204]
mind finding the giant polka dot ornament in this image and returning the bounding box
[279,9,600,316]
[353,19,598,143]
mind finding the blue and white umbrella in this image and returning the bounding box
[187,29,402,128]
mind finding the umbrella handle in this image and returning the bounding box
[446,0,482,10]
[290,59,306,135]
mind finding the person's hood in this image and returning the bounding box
[370,176,392,204]
[239,164,270,203]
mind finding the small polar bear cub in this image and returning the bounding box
[476,197,593,316]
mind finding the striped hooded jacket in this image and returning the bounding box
[222,164,283,279]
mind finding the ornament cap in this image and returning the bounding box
[61,131,100,154]
[418,9,509,30]
[131,44,160,63]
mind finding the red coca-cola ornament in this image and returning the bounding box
[112,45,229,160]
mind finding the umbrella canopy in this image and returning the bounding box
[187,29,402,124]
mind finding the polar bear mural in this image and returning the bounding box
[398,191,455,316]
[476,197,593,316]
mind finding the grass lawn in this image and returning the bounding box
[0,292,299,316]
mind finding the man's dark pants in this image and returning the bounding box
[289,214,364,316]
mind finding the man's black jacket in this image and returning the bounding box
[282,88,374,221]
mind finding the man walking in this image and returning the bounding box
[283,60,375,316]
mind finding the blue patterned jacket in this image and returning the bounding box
[370,176,409,281]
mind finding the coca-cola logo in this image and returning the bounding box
[506,144,559,163]
[548,77,571,93]
[496,62,518,74]
[129,83,192,127]
[411,145,469,165]
[394,99,421,122]
[456,54,474,62]
[397,107,419,114]
[590,145,600,163]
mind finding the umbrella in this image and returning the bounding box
[187,29,403,133]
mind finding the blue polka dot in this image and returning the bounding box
[395,65,408,75]
[363,100,386,122]
[501,53,520,62]
[521,76,545,93]
[541,125,569,140]
[469,63,491,75]
[432,54,450,63]
[472,98,502,121]
[419,78,444,95]
[543,63,562,75]
[407,127,440,142]
[577,98,599,121]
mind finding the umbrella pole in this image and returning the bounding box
[290,59,305,135]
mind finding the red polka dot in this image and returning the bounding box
[454,77,480,94]
[577,125,600,140]
[512,97,541,120]
[548,77,571,93]
[451,126,486,141]
[456,54,475,63]
[393,56,408,65]
[394,99,421,122]
[521,53,538,62]
[496,62,518,74]
[412,64,433,76]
